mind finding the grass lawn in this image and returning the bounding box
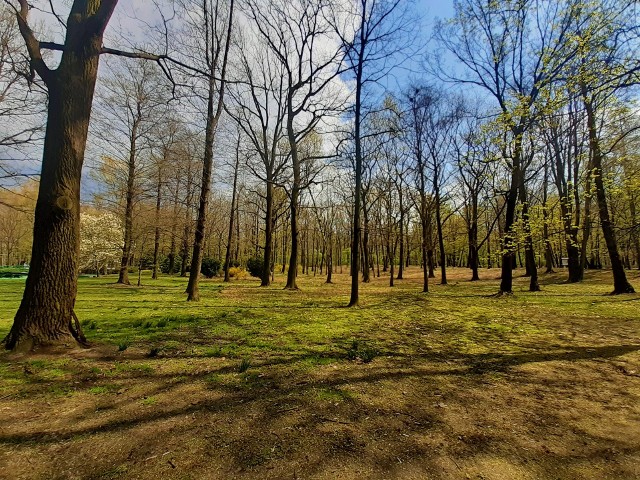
[0,267,639,479]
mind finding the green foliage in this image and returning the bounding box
[160,255,182,274]
[246,257,264,278]
[237,358,251,373]
[201,258,221,278]
[224,259,240,270]
[117,340,130,352]
[346,340,378,363]
[0,271,28,278]
[138,253,155,270]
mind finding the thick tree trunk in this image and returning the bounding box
[285,161,300,289]
[5,2,117,351]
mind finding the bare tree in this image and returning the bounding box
[224,128,242,282]
[330,0,411,306]
[227,36,289,286]
[184,0,235,301]
[93,59,169,285]
[242,0,345,290]
[0,5,45,172]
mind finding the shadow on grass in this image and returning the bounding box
[1,343,638,446]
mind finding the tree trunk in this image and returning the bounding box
[362,204,371,283]
[433,167,447,285]
[186,88,216,300]
[582,89,634,293]
[5,1,117,351]
[262,180,274,286]
[117,119,139,285]
[285,93,301,289]
[519,176,540,291]
[224,137,241,282]
[397,192,404,280]
[152,167,162,280]
[420,200,430,292]
[348,32,365,307]
[499,134,522,294]
[186,0,233,300]
[326,234,333,284]
[469,216,479,282]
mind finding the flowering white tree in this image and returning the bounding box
[80,212,123,275]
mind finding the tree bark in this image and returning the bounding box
[469,195,479,281]
[5,0,117,351]
[285,106,301,290]
[348,24,365,307]
[261,180,274,286]
[397,189,404,280]
[152,165,162,280]
[117,118,139,285]
[582,88,634,294]
[224,137,241,282]
[519,176,540,291]
[186,0,234,301]
[499,134,522,294]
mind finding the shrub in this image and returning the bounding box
[228,267,247,279]
[246,257,264,278]
[160,254,182,274]
[224,259,241,269]
[138,253,155,270]
[201,258,221,278]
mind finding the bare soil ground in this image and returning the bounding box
[0,268,639,479]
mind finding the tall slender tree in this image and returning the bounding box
[185,0,235,301]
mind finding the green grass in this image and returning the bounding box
[0,268,638,385]
[1,268,639,480]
